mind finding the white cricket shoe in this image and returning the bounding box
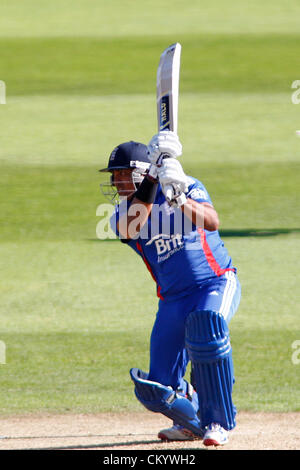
[158,424,201,441]
[203,423,229,447]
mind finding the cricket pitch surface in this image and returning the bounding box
[0,411,299,450]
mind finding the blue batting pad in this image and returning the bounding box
[185,310,236,430]
[130,368,203,437]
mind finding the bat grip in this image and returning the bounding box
[164,184,174,202]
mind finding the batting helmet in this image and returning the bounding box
[99,141,150,203]
[99,141,150,173]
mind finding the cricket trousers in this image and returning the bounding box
[148,271,241,391]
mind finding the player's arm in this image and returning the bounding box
[117,172,158,240]
[180,199,219,232]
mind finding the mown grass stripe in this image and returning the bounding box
[0,34,299,96]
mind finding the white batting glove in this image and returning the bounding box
[158,158,189,192]
[147,131,182,165]
[158,158,189,207]
[168,190,187,208]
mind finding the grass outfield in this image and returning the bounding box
[1,0,300,37]
[0,94,299,414]
[1,34,299,96]
[1,94,299,240]
[0,1,299,415]
[0,236,299,413]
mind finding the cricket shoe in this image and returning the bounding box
[158,424,201,441]
[203,423,229,447]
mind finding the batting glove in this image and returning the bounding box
[158,158,189,206]
[147,131,182,165]
[164,187,187,208]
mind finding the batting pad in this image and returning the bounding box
[130,368,203,437]
[185,310,236,430]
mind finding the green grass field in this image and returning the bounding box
[0,1,299,415]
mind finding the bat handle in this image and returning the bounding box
[164,184,174,202]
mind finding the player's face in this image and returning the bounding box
[112,169,136,199]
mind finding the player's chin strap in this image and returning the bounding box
[129,368,204,437]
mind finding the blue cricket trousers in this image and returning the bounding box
[148,271,241,391]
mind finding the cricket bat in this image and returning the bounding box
[156,42,182,202]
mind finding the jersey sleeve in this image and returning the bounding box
[186,177,213,205]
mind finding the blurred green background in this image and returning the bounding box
[0,0,299,414]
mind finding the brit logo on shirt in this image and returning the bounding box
[146,233,184,262]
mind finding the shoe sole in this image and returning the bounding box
[203,438,228,447]
[158,432,171,441]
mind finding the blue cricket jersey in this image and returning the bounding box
[110,177,235,301]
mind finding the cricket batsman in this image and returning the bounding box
[99,132,241,446]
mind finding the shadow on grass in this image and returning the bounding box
[88,228,300,242]
[219,228,300,237]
